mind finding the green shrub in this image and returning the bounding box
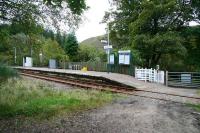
[0,63,18,82]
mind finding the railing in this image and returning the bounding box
[166,72,200,88]
[58,62,135,76]
[60,62,107,72]
[135,67,165,84]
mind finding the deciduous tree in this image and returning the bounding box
[104,0,200,68]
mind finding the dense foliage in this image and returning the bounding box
[103,0,200,71]
[77,45,107,62]
[0,0,87,30]
[0,64,18,82]
[63,33,79,61]
[0,0,98,66]
[42,38,66,65]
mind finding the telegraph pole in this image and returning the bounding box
[14,47,16,64]
[101,22,113,73]
[107,23,110,65]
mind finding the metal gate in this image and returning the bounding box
[166,72,200,88]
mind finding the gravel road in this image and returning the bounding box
[1,96,200,133]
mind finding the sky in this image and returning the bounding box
[76,0,110,42]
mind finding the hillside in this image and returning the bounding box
[80,35,106,50]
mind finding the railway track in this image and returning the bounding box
[18,69,200,104]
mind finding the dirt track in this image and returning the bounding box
[1,96,200,133]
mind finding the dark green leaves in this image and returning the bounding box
[43,0,87,15]
[0,64,18,82]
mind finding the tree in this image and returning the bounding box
[44,0,87,15]
[77,45,107,62]
[0,0,87,30]
[56,30,63,47]
[105,0,200,68]
[42,39,65,65]
[43,30,55,40]
[102,0,142,49]
[10,14,43,57]
[0,24,11,63]
[181,26,200,71]
[63,33,79,61]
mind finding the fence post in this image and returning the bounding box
[135,67,137,78]
[145,68,147,82]
[154,69,156,83]
[165,71,168,86]
[149,68,152,82]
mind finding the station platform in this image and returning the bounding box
[15,67,200,100]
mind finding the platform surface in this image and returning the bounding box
[15,67,200,99]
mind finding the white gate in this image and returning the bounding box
[135,67,165,84]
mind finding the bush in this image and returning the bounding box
[77,45,107,62]
[0,64,18,82]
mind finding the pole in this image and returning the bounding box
[107,23,110,63]
[31,47,33,57]
[14,47,16,64]
[107,23,110,73]
[166,71,168,86]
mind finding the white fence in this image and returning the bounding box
[135,67,165,84]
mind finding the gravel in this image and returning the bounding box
[1,96,200,133]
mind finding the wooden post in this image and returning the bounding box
[150,68,152,82]
[135,67,137,78]
[166,71,168,86]
[145,68,147,82]
[154,69,156,83]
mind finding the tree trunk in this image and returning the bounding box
[154,53,162,66]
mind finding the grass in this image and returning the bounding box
[0,78,119,119]
[188,90,200,112]
[189,104,200,112]
[197,90,200,96]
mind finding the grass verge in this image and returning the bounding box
[188,104,200,112]
[188,90,200,112]
[0,78,119,119]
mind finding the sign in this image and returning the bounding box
[119,54,124,64]
[118,50,131,65]
[23,57,33,67]
[181,74,191,83]
[49,59,57,69]
[124,54,130,65]
[104,45,113,50]
[101,40,108,44]
[109,54,115,64]
[118,50,131,54]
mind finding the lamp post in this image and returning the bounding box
[14,47,16,65]
[39,52,43,67]
[107,23,110,64]
[101,23,112,73]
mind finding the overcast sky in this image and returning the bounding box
[76,0,110,42]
